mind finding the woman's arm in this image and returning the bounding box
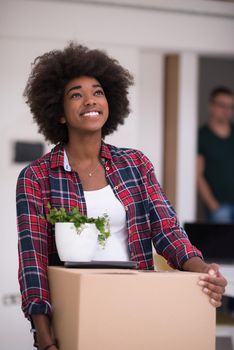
[31,315,58,350]
[141,154,227,307]
[16,166,54,342]
[145,167,202,269]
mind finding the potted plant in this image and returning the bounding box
[46,204,110,262]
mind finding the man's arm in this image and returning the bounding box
[197,155,219,211]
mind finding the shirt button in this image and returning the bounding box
[114,185,119,190]
[106,166,110,171]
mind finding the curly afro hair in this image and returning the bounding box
[24,42,134,144]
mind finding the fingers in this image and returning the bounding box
[198,278,226,293]
[198,284,223,307]
[202,286,222,301]
[208,263,220,275]
[200,274,227,288]
[198,273,227,308]
[210,298,222,308]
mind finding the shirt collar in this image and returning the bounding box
[100,141,112,161]
[50,141,113,171]
[63,149,71,172]
[50,144,64,169]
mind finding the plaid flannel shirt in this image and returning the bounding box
[16,142,202,319]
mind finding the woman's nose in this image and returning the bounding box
[84,95,96,106]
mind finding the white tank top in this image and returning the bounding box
[83,185,130,261]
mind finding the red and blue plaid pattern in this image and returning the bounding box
[16,142,202,319]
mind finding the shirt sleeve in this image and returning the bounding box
[16,166,52,319]
[141,154,203,270]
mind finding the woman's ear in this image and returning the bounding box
[60,116,66,124]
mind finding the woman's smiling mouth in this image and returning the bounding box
[80,110,102,117]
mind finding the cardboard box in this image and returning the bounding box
[48,267,215,350]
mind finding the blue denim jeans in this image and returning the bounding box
[208,203,234,223]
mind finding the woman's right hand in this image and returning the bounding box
[38,343,59,350]
[44,346,59,350]
[31,314,58,350]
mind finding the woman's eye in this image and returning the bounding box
[70,92,81,99]
[94,89,104,96]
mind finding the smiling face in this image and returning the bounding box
[61,76,109,139]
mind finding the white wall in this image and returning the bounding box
[138,50,164,183]
[176,53,199,223]
[1,0,234,54]
[1,0,234,348]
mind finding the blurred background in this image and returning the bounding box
[0,0,234,349]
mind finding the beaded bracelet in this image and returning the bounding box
[42,343,57,350]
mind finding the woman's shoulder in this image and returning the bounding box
[105,143,153,171]
[17,144,59,181]
[105,142,144,159]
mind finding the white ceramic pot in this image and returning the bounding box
[55,222,99,262]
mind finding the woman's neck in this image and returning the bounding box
[65,132,102,163]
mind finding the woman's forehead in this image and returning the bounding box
[64,76,102,94]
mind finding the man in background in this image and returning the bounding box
[197,86,234,222]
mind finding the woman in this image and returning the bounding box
[16,43,227,350]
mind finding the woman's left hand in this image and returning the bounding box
[198,263,227,307]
